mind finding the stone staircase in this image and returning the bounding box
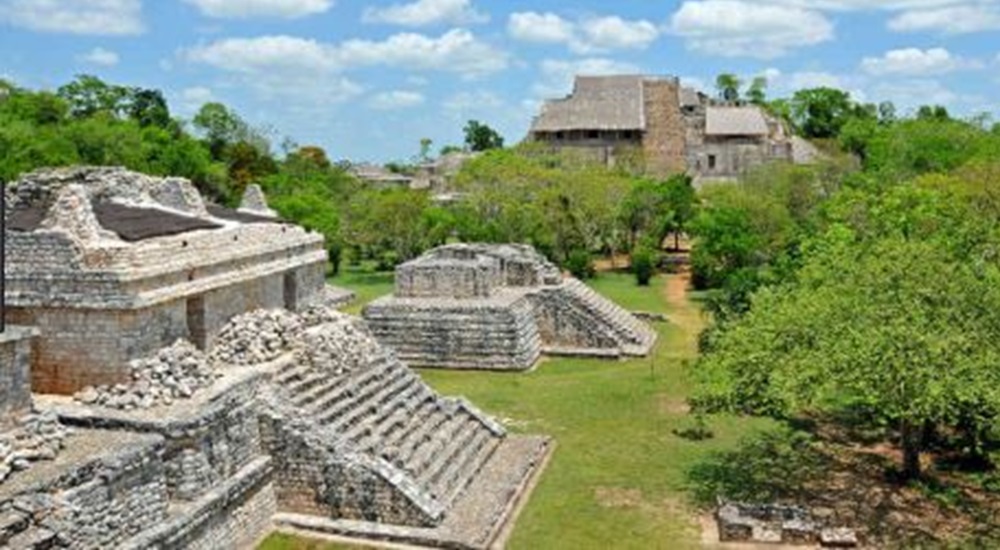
[552,279,657,356]
[271,349,504,516]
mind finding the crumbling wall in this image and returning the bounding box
[0,328,35,425]
[642,79,687,178]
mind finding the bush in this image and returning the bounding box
[565,249,595,279]
[327,243,342,277]
[632,247,655,286]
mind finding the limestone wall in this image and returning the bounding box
[9,303,189,394]
[364,293,542,370]
[0,327,36,425]
[642,79,687,177]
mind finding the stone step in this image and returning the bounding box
[381,398,438,452]
[434,429,499,506]
[335,369,414,441]
[418,414,485,495]
[396,407,453,472]
[357,378,427,447]
[314,359,394,427]
[308,358,390,421]
[406,412,468,476]
[285,370,334,399]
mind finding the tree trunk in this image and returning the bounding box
[900,419,923,480]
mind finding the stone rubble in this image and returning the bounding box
[209,309,305,366]
[74,339,219,410]
[0,409,71,482]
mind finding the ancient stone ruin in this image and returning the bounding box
[0,167,551,549]
[364,243,657,370]
[716,500,858,547]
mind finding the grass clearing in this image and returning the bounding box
[264,270,775,549]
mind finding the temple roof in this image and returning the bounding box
[705,106,770,136]
[530,75,647,133]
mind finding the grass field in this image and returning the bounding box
[261,268,775,549]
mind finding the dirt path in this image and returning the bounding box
[661,270,705,357]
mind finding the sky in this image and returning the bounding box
[0,1,998,163]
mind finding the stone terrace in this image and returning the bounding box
[364,243,657,370]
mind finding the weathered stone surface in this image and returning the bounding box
[239,184,278,218]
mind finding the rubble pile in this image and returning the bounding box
[210,309,304,366]
[74,340,218,409]
[0,410,71,482]
[297,315,383,375]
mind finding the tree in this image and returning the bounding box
[57,75,130,118]
[294,146,331,169]
[128,88,171,129]
[715,74,742,103]
[746,76,767,105]
[694,234,1000,479]
[463,120,504,152]
[192,102,244,158]
[418,137,433,162]
[789,87,856,139]
[917,104,950,121]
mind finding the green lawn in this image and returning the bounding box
[265,270,774,549]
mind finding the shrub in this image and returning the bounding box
[632,247,655,286]
[565,249,595,279]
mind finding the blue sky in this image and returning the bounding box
[1,1,998,162]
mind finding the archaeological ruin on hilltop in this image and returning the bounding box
[528,75,818,181]
[364,243,657,370]
[0,167,550,549]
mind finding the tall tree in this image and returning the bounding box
[715,73,742,103]
[746,76,767,105]
[57,75,130,118]
[463,120,504,152]
[695,234,1000,479]
[789,87,855,139]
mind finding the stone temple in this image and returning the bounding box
[364,244,657,370]
[0,167,551,549]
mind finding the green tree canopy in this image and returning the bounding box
[463,120,504,152]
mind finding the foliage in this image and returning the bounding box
[715,73,741,102]
[694,232,1000,478]
[632,247,655,286]
[790,87,859,139]
[565,249,595,280]
[746,76,767,105]
[687,428,826,506]
[618,174,697,252]
[463,119,504,152]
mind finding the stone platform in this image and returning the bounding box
[365,244,657,371]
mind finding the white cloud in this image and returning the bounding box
[368,90,426,110]
[508,11,659,54]
[175,86,215,115]
[888,5,1000,34]
[79,47,119,66]
[534,57,641,97]
[187,30,507,76]
[871,78,959,109]
[772,0,966,10]
[578,16,659,52]
[363,0,487,26]
[861,47,981,75]
[443,90,503,112]
[508,12,574,43]
[0,0,143,35]
[669,1,834,59]
[183,0,332,19]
